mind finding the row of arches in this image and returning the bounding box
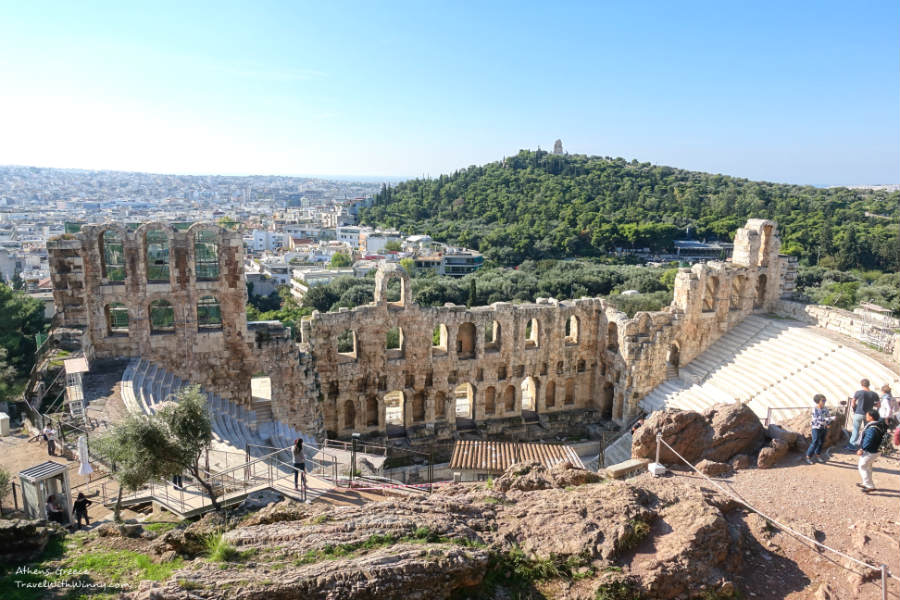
[98,228,220,284]
[103,297,222,335]
[701,272,767,313]
[336,315,593,359]
[336,375,588,431]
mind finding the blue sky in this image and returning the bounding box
[0,1,897,184]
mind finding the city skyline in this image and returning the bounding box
[1,1,898,185]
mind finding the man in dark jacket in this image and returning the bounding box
[856,409,886,493]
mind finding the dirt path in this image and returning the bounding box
[664,445,899,599]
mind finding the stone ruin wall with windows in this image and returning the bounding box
[48,219,788,446]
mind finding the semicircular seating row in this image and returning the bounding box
[639,315,900,422]
[120,358,315,470]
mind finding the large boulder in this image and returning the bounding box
[701,403,766,462]
[632,409,710,464]
[633,403,765,465]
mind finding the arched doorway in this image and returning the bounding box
[503,385,516,412]
[545,380,556,408]
[343,400,356,430]
[520,377,537,411]
[434,391,447,420]
[601,383,614,420]
[412,391,426,422]
[454,383,475,429]
[384,390,405,437]
[484,386,496,415]
[365,396,378,427]
[564,379,575,405]
[667,344,680,377]
[755,274,767,309]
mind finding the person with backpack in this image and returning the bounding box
[805,394,833,464]
[856,409,887,493]
[847,379,879,449]
[292,438,305,491]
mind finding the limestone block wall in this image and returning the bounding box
[48,218,788,442]
[774,300,900,359]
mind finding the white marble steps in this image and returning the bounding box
[638,316,899,426]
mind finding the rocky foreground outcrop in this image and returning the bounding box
[631,402,766,465]
[129,461,772,600]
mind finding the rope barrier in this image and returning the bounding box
[653,434,899,586]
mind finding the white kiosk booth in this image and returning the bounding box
[18,461,72,525]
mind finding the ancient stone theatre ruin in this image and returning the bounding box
[48,219,790,448]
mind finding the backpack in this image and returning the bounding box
[863,421,886,452]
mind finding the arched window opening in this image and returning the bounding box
[197,296,222,329]
[503,385,516,412]
[545,380,556,408]
[343,400,356,430]
[484,387,496,415]
[386,327,404,357]
[145,228,170,283]
[454,383,473,419]
[366,396,379,427]
[607,323,619,352]
[525,318,539,348]
[99,230,125,282]
[457,322,476,359]
[730,275,745,311]
[194,229,220,280]
[149,299,175,334]
[434,391,447,419]
[337,329,357,358]
[106,303,129,335]
[755,274,767,309]
[703,276,719,313]
[412,391,426,422]
[564,379,575,405]
[485,321,501,352]
[432,324,448,352]
[520,377,537,411]
[384,391,404,426]
[565,315,579,345]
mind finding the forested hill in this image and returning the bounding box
[359,150,900,269]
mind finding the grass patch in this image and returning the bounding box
[144,521,179,534]
[456,547,595,598]
[310,514,330,525]
[205,533,254,563]
[595,579,644,600]
[69,550,182,583]
[617,518,650,553]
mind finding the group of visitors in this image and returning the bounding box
[805,379,896,493]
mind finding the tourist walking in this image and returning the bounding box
[805,394,832,464]
[171,472,184,490]
[292,438,305,490]
[856,409,886,493]
[72,492,92,529]
[847,379,878,449]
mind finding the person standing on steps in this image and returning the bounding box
[847,379,878,449]
[856,409,886,493]
[805,394,833,464]
[292,438,305,491]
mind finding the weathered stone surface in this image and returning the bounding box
[766,423,800,448]
[702,403,766,462]
[0,519,57,564]
[632,409,709,464]
[757,439,790,469]
[695,459,733,477]
[729,454,752,470]
[780,410,845,452]
[633,403,765,466]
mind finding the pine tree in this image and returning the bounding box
[467,279,477,308]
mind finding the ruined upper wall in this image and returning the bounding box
[47,218,789,442]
